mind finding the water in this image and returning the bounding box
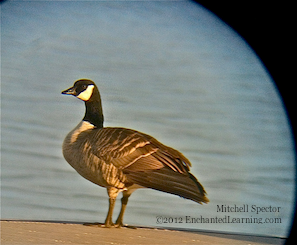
[1,0,295,238]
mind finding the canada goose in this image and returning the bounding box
[62,79,209,228]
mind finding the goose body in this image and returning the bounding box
[62,79,209,227]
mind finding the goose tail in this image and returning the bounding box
[124,167,209,204]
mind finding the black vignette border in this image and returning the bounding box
[192,1,296,243]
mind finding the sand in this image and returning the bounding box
[1,220,284,245]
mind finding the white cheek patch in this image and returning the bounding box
[77,85,94,101]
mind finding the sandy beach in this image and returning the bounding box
[1,220,284,245]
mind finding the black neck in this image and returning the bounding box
[83,89,104,128]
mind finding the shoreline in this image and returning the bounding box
[1,220,285,245]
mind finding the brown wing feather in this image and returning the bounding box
[88,127,190,173]
[86,127,208,204]
[124,168,209,204]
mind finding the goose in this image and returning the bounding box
[61,79,209,228]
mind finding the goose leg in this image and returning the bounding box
[83,197,116,228]
[104,198,116,227]
[115,192,131,227]
[103,187,120,228]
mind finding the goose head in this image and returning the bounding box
[62,79,104,128]
[61,79,98,102]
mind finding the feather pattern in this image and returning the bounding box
[78,126,208,203]
[124,168,208,204]
[87,127,192,173]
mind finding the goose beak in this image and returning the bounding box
[61,86,76,95]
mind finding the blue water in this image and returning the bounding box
[1,0,295,238]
